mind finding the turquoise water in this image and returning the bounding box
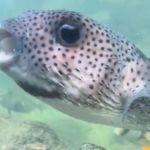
[0,0,150,150]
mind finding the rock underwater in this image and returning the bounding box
[0,114,106,150]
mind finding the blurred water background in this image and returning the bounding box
[0,0,150,150]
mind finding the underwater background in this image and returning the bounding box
[0,0,150,149]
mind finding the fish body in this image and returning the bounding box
[0,10,149,130]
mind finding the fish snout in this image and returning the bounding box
[0,26,22,70]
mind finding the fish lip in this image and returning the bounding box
[0,26,21,70]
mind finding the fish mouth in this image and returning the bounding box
[0,28,20,70]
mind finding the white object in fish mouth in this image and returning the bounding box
[0,50,17,70]
[0,51,14,63]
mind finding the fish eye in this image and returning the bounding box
[56,23,81,46]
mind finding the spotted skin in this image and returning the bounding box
[0,10,150,130]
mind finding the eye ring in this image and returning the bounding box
[56,23,81,47]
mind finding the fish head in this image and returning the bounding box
[0,10,121,100]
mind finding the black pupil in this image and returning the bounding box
[60,25,80,44]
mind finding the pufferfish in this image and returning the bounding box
[0,10,149,131]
